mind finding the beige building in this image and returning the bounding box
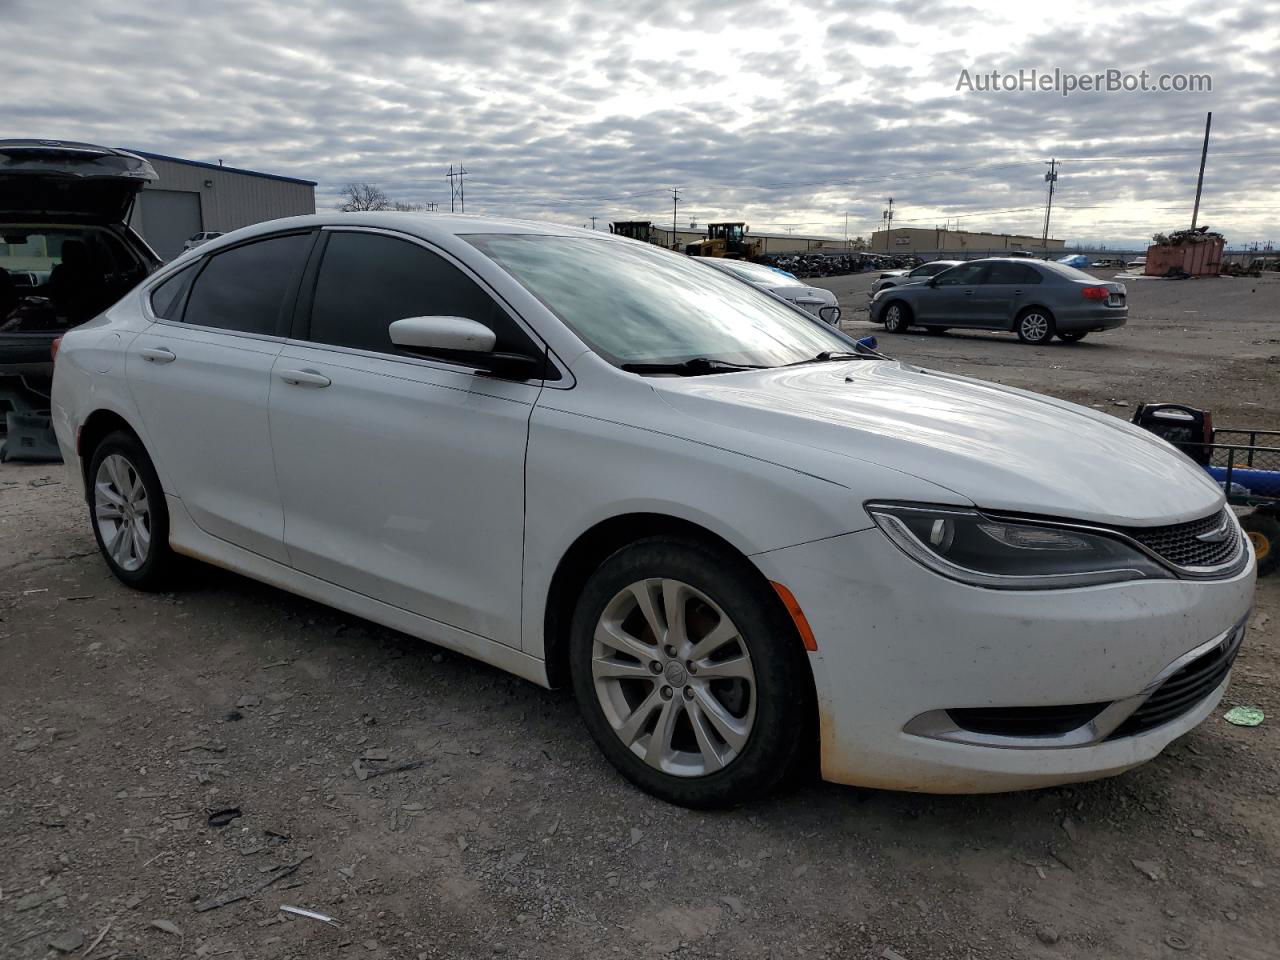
[871,228,1065,255]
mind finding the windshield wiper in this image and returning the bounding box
[620,357,769,376]
[785,350,877,366]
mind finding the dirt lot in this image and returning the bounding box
[2,273,1278,960]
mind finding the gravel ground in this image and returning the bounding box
[2,272,1278,960]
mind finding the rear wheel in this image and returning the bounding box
[569,538,811,807]
[1016,308,1056,344]
[1057,331,1087,343]
[883,301,912,334]
[87,431,175,590]
[1243,512,1279,576]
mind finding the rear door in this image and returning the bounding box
[267,227,546,647]
[126,230,313,563]
[915,262,988,325]
[974,261,1043,327]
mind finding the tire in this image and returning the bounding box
[86,430,175,590]
[1243,512,1279,576]
[568,537,812,808]
[1015,308,1056,344]
[1057,331,1087,343]
[883,300,911,334]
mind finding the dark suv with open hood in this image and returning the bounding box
[1,140,161,376]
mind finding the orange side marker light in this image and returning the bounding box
[770,581,818,651]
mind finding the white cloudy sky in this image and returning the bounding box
[6,0,1279,247]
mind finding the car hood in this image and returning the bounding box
[0,140,157,223]
[653,360,1224,526]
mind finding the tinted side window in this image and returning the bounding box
[985,263,1042,284]
[149,264,197,319]
[934,263,986,286]
[307,232,535,357]
[183,233,311,335]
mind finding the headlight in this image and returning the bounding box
[866,503,1171,589]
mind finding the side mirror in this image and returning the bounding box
[389,316,495,353]
[388,315,542,381]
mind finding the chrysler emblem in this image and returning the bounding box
[1195,519,1231,544]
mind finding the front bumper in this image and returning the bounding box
[754,526,1256,793]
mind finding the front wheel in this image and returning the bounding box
[87,431,176,590]
[1243,512,1279,576]
[883,301,911,333]
[1016,309,1056,344]
[569,538,811,807]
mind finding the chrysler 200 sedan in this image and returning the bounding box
[51,214,1254,807]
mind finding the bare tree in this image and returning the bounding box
[337,182,391,212]
[392,200,424,211]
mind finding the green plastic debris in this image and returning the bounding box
[1224,706,1264,727]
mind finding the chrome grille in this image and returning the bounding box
[1122,508,1242,572]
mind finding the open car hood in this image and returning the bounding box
[0,140,157,223]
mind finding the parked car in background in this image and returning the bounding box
[1126,257,1147,270]
[0,140,160,376]
[870,257,1127,344]
[183,231,224,251]
[870,259,962,296]
[52,214,1252,808]
[696,257,841,324]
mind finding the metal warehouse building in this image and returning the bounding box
[125,151,316,261]
[872,227,1065,256]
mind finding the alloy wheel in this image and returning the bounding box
[1020,313,1050,342]
[885,304,903,331]
[591,578,756,777]
[94,453,152,572]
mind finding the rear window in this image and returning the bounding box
[1039,261,1099,283]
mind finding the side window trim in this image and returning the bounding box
[146,229,317,341]
[296,226,564,382]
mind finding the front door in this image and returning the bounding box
[126,231,313,563]
[268,228,547,648]
[915,261,989,326]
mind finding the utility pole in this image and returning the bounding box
[671,187,680,250]
[881,198,894,251]
[590,216,597,230]
[1191,111,1212,230]
[1042,159,1058,247]
[446,164,468,213]
[844,211,849,253]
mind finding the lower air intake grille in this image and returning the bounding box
[1107,626,1244,740]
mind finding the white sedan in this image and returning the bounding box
[51,214,1254,807]
[694,257,841,324]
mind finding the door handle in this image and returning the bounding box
[1012,289,1023,294]
[963,290,975,296]
[278,368,332,388]
[139,347,176,363]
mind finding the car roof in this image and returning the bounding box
[207,212,616,248]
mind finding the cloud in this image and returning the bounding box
[4,0,1278,246]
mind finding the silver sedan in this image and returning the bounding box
[695,257,841,324]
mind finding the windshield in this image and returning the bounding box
[467,234,851,368]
